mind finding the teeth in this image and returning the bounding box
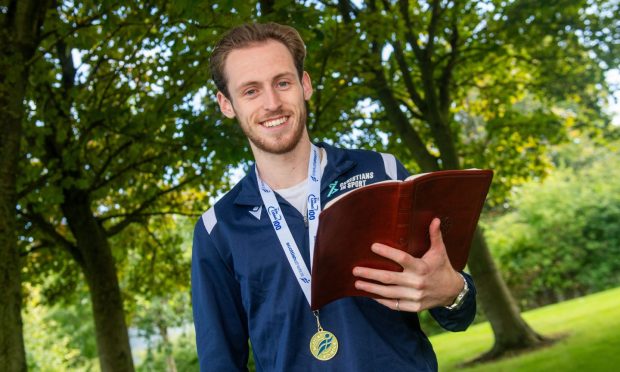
[262,117,287,127]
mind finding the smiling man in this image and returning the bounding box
[192,22,476,372]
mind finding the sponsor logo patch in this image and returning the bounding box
[326,172,375,197]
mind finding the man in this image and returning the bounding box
[192,22,476,371]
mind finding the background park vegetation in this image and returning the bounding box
[1,0,618,371]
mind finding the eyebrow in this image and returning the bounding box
[235,72,297,92]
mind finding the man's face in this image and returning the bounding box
[217,40,313,155]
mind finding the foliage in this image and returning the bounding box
[18,0,245,251]
[136,331,199,372]
[308,0,618,201]
[432,286,620,371]
[23,288,98,371]
[118,215,196,371]
[7,0,619,368]
[484,140,620,309]
[135,329,258,372]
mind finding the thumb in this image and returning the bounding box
[425,218,446,257]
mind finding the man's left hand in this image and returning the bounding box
[352,218,464,312]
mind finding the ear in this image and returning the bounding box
[217,91,236,119]
[301,71,313,101]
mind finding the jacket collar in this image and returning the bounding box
[233,142,356,207]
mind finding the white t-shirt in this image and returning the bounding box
[275,148,328,218]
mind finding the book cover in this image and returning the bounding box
[311,169,493,310]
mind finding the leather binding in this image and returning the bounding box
[310,169,493,310]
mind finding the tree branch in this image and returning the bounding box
[426,0,443,58]
[390,40,427,115]
[104,176,200,237]
[438,18,460,114]
[368,55,439,171]
[99,210,201,222]
[337,0,359,22]
[19,240,52,257]
[21,208,84,266]
[90,139,134,189]
[396,97,425,120]
[90,153,164,192]
[17,172,51,200]
[397,0,425,62]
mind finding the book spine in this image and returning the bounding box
[395,183,412,249]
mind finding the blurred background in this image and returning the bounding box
[1,0,618,371]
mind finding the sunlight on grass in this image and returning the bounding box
[432,287,620,371]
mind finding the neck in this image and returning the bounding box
[253,136,314,190]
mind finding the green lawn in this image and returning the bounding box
[432,286,620,371]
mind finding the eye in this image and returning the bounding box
[244,88,257,97]
[277,80,290,89]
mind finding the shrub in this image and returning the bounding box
[484,143,620,309]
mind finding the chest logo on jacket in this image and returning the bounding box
[327,172,375,197]
[249,206,262,220]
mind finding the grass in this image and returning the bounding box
[431,286,620,371]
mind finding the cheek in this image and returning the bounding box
[234,104,254,123]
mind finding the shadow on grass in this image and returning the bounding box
[459,332,570,369]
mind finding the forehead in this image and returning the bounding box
[223,40,297,89]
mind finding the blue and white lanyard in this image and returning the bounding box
[256,144,321,305]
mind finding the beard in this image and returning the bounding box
[242,105,308,155]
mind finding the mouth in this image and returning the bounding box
[260,116,289,128]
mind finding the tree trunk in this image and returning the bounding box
[377,76,549,359]
[62,191,135,372]
[1,1,50,370]
[467,227,547,360]
[157,322,178,372]
[435,127,549,359]
[0,54,28,372]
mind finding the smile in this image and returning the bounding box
[261,116,289,128]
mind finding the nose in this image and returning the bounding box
[263,87,282,111]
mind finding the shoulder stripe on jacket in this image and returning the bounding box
[381,152,398,180]
[201,207,217,234]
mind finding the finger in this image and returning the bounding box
[352,266,402,285]
[370,242,419,269]
[354,279,405,299]
[430,218,444,247]
[375,298,423,313]
[374,298,398,310]
[424,218,447,258]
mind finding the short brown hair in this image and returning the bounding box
[210,22,307,98]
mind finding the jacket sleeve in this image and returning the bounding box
[192,218,249,371]
[428,272,477,331]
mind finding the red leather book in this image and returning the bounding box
[310,169,493,310]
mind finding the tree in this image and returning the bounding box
[17,1,248,370]
[1,1,51,370]
[324,0,617,360]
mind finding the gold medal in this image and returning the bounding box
[310,330,338,361]
[310,310,338,361]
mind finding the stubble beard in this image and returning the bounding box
[243,106,308,155]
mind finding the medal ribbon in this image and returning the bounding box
[256,144,321,305]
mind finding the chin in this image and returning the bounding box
[249,123,307,155]
[253,139,299,154]
[253,129,306,154]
